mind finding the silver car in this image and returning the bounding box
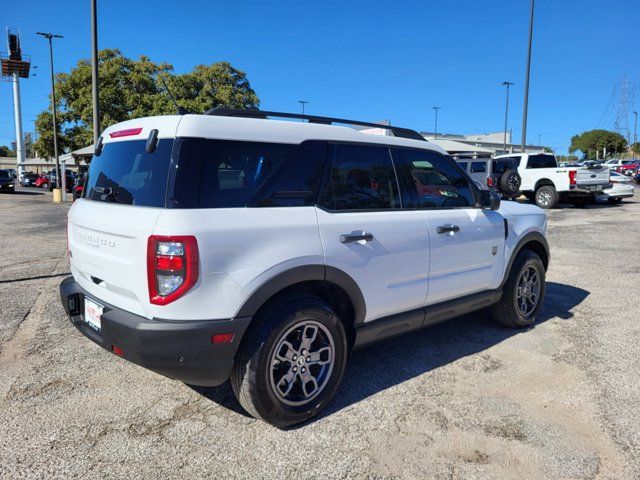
[597,171,635,204]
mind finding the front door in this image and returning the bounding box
[390,147,505,305]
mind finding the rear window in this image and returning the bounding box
[527,154,557,169]
[493,159,517,174]
[84,139,173,207]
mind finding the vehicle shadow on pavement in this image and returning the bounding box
[191,281,589,426]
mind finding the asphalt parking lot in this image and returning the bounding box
[1,186,640,479]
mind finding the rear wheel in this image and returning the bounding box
[534,185,558,209]
[491,250,546,328]
[231,295,348,428]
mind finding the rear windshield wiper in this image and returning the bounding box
[92,186,118,202]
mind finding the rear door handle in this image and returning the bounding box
[340,232,374,243]
[437,224,460,234]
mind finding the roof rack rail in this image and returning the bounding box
[204,107,427,142]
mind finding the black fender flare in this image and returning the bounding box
[500,231,550,288]
[235,265,367,324]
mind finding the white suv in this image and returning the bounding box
[60,109,550,427]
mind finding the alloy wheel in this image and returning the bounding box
[515,266,541,316]
[269,320,335,407]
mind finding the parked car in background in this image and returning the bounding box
[20,172,39,187]
[72,174,85,200]
[604,159,635,173]
[456,157,521,199]
[0,169,15,193]
[47,169,75,192]
[618,160,640,176]
[34,175,50,189]
[596,171,635,204]
[494,153,611,208]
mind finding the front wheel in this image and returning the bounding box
[491,250,546,328]
[231,295,348,428]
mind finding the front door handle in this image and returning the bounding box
[340,232,374,243]
[437,224,460,234]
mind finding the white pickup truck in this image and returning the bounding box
[494,153,611,208]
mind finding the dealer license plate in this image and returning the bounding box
[84,297,103,332]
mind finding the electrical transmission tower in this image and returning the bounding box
[615,74,635,144]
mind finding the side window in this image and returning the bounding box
[317,144,400,211]
[250,141,327,207]
[470,161,487,173]
[457,161,469,171]
[527,154,557,169]
[392,148,475,209]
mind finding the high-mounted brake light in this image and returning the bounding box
[109,127,143,138]
[568,170,577,185]
[147,235,199,306]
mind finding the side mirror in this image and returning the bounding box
[479,189,501,210]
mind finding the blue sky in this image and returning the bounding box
[1,0,638,154]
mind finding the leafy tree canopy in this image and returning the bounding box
[569,129,627,159]
[0,145,13,157]
[34,49,260,158]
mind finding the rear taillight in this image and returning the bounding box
[569,170,577,185]
[487,177,494,187]
[147,235,199,306]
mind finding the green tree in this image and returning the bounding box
[34,49,260,158]
[630,142,640,156]
[0,145,13,157]
[569,129,627,159]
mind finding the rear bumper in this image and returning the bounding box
[59,276,251,386]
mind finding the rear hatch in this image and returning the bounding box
[574,164,610,188]
[68,120,178,317]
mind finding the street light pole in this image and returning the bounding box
[298,100,309,115]
[91,0,100,146]
[36,32,63,198]
[521,0,535,153]
[433,106,441,138]
[538,134,541,147]
[501,81,514,153]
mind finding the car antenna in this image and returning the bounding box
[160,76,188,115]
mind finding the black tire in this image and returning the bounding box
[231,295,348,428]
[607,197,622,204]
[491,250,546,328]
[534,185,558,209]
[499,169,521,197]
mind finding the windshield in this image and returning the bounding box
[0,171,11,181]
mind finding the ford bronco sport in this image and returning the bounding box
[60,109,549,427]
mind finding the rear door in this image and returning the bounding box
[391,148,505,304]
[315,143,429,322]
[69,135,175,317]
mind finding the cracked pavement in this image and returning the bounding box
[1,187,640,479]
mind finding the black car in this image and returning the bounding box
[0,169,15,193]
[48,169,76,192]
[20,172,39,187]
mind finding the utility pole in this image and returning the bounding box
[521,0,535,153]
[433,106,441,138]
[538,134,541,146]
[298,100,309,115]
[91,0,100,146]
[36,32,63,199]
[501,81,514,154]
[633,111,638,159]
